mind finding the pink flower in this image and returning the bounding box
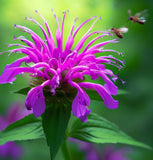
[0,10,124,122]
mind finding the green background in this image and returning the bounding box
[0,0,153,159]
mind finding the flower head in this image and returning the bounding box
[0,103,32,159]
[0,10,124,122]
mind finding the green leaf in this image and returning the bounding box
[117,89,129,95]
[13,87,31,95]
[42,103,71,160]
[0,114,44,145]
[69,113,152,150]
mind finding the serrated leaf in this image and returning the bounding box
[42,103,71,160]
[13,87,31,95]
[69,113,152,150]
[0,114,44,145]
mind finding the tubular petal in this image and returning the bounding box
[25,86,46,117]
[72,91,91,122]
[79,82,118,109]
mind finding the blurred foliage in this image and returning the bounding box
[0,0,153,159]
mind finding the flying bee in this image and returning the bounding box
[110,27,128,38]
[128,9,147,24]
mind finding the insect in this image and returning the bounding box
[111,27,128,38]
[128,9,147,24]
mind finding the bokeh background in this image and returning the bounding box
[0,0,153,159]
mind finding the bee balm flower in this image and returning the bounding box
[0,10,124,122]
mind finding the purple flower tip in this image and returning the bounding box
[74,17,78,22]
[51,8,54,12]
[0,10,124,122]
[13,36,16,40]
[62,11,66,14]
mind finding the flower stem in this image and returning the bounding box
[61,140,71,160]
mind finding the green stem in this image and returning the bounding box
[61,140,71,160]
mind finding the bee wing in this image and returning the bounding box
[138,16,146,20]
[139,19,146,23]
[135,9,148,18]
[138,16,147,23]
[128,9,132,16]
[119,27,128,33]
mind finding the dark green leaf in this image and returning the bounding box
[42,103,71,160]
[13,87,31,95]
[117,89,129,95]
[69,113,152,150]
[0,114,44,145]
